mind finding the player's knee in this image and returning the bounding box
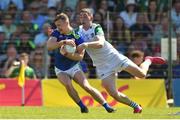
[105,88,118,98]
[64,83,73,89]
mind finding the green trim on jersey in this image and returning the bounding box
[67,30,80,39]
[95,25,104,35]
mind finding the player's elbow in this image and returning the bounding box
[47,43,53,51]
[47,46,53,51]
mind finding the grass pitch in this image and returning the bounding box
[0,107,180,119]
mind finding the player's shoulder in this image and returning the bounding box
[75,25,82,32]
[92,23,101,29]
[71,29,81,39]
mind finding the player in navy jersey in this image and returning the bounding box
[47,13,115,113]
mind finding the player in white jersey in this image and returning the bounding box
[77,8,166,113]
[47,13,115,113]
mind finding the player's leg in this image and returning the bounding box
[101,73,142,113]
[124,56,166,79]
[73,70,115,113]
[57,73,88,113]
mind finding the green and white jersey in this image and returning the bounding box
[78,23,121,67]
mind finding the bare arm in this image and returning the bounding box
[76,35,105,52]
[84,35,105,48]
[65,50,85,61]
[47,37,76,51]
[60,45,85,61]
[47,37,63,51]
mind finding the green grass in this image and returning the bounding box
[0,107,180,119]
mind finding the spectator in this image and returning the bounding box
[7,3,21,24]
[0,31,8,56]
[0,9,2,25]
[45,7,57,23]
[1,14,16,39]
[119,0,138,28]
[65,0,78,11]
[130,13,152,39]
[97,0,113,32]
[34,23,51,47]
[0,0,24,10]
[128,32,149,55]
[93,12,104,27]
[10,24,24,42]
[171,0,180,30]
[97,0,109,19]
[157,0,168,13]
[144,0,161,30]
[136,0,148,12]
[130,13,152,53]
[16,31,35,54]
[152,17,176,55]
[0,43,18,77]
[5,52,36,79]
[111,16,131,54]
[71,13,81,28]
[47,0,62,8]
[29,2,47,30]
[20,10,39,35]
[30,47,49,79]
[63,7,74,21]
[76,0,88,13]
[38,0,49,15]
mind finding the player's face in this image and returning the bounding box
[79,12,92,24]
[55,19,68,34]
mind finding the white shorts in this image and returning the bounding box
[96,54,135,80]
[55,64,81,78]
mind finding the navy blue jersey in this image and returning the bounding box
[50,29,84,71]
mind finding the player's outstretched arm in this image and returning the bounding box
[77,35,105,51]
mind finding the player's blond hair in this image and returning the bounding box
[54,13,69,23]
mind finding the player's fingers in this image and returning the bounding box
[77,44,84,53]
[66,40,76,47]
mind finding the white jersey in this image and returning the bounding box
[78,23,126,67]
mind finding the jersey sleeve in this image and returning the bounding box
[95,25,104,36]
[73,30,84,46]
[75,35,84,46]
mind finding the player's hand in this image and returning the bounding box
[77,43,88,52]
[60,45,68,56]
[62,39,76,47]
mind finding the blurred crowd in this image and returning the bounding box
[0,0,180,79]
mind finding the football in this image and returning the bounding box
[64,45,76,53]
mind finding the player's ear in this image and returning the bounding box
[90,15,93,21]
